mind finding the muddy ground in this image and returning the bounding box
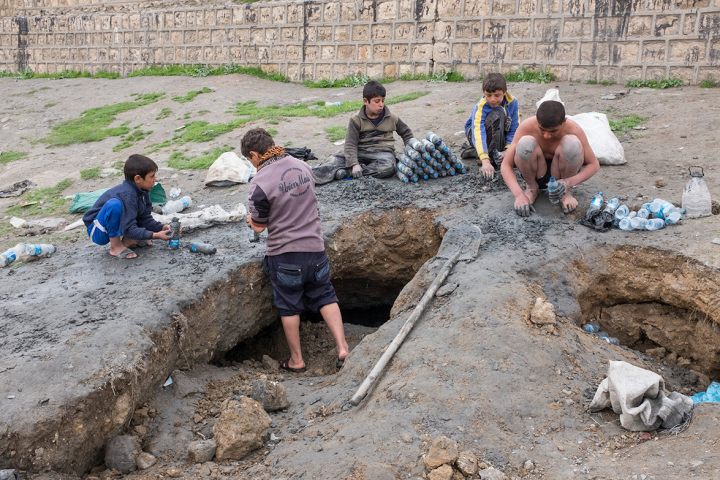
[1,75,720,480]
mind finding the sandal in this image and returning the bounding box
[279,358,306,373]
[110,248,137,259]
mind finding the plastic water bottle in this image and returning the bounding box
[600,336,620,346]
[1,243,26,267]
[437,142,451,154]
[397,170,410,183]
[547,177,560,204]
[249,227,261,242]
[432,150,444,161]
[645,218,666,230]
[410,174,419,182]
[397,163,414,177]
[618,218,635,231]
[324,101,342,107]
[627,211,637,219]
[448,168,455,176]
[25,244,56,256]
[414,169,428,180]
[426,131,442,145]
[169,187,181,199]
[604,196,620,214]
[647,198,676,219]
[453,159,467,174]
[169,217,181,249]
[189,242,216,254]
[587,192,603,213]
[630,217,647,230]
[162,196,192,215]
[665,211,682,225]
[408,138,425,152]
[637,206,650,219]
[614,205,629,225]
[421,139,436,153]
[582,323,601,333]
[400,155,417,170]
[682,166,712,218]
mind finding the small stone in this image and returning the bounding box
[188,439,217,463]
[456,451,478,476]
[452,470,465,480]
[480,467,509,480]
[214,397,272,460]
[0,470,17,480]
[136,452,156,470]
[167,468,181,477]
[9,217,25,228]
[428,465,453,480]
[262,355,280,373]
[646,347,667,358]
[251,379,289,412]
[530,297,556,325]
[193,414,203,424]
[557,445,565,451]
[436,283,458,297]
[25,217,66,229]
[478,462,488,469]
[655,178,666,188]
[133,425,148,437]
[401,433,414,444]
[423,436,459,470]
[105,435,139,474]
[524,460,534,470]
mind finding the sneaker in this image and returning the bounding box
[334,168,347,180]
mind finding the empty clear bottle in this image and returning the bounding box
[618,218,635,231]
[397,170,410,183]
[426,131,442,145]
[614,205,629,225]
[682,166,712,218]
[25,244,56,256]
[645,218,666,230]
[189,242,216,254]
[648,198,676,219]
[324,101,342,107]
[600,336,620,346]
[162,196,192,215]
[1,243,26,267]
[408,138,425,152]
[582,323,601,333]
[587,192,604,213]
[169,187,181,199]
[169,217,181,249]
[604,196,620,214]
[664,211,682,225]
[547,177,560,205]
[627,211,637,219]
[637,206,650,219]
[631,217,648,230]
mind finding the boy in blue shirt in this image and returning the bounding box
[463,73,519,180]
[83,154,172,259]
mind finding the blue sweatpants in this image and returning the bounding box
[87,198,122,245]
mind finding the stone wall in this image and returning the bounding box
[1,0,719,83]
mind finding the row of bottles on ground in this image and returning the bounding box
[1,243,56,267]
[586,192,686,231]
[397,132,467,183]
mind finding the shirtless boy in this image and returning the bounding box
[500,100,600,216]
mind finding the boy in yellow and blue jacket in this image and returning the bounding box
[464,73,519,180]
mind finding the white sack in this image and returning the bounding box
[152,204,247,231]
[589,361,693,431]
[535,88,564,109]
[568,112,626,166]
[204,152,256,186]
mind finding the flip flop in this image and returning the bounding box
[110,248,137,259]
[279,358,306,373]
[336,358,345,370]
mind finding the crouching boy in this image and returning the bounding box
[244,128,349,372]
[83,154,172,259]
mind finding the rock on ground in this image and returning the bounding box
[213,397,272,461]
[105,435,140,474]
[428,464,454,480]
[530,297,556,325]
[480,467,509,480]
[251,379,289,412]
[136,452,157,470]
[424,436,459,470]
[262,355,279,373]
[456,451,478,476]
[188,439,217,463]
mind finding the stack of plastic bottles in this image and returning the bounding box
[396,131,467,183]
[586,192,685,231]
[581,323,620,345]
[691,381,720,404]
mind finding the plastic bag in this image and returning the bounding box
[68,183,166,213]
[205,152,256,187]
[568,112,626,166]
[536,89,565,109]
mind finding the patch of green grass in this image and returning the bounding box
[626,78,683,89]
[172,87,212,104]
[266,119,279,125]
[6,178,73,216]
[266,128,278,136]
[145,140,172,154]
[156,108,172,120]
[128,63,290,82]
[80,167,101,180]
[324,126,347,142]
[608,113,648,134]
[0,68,121,80]
[284,141,293,147]
[44,102,57,108]
[0,220,13,238]
[585,79,598,85]
[305,71,464,88]
[183,113,192,120]
[505,68,556,84]
[601,80,615,86]
[198,110,210,115]
[173,119,245,144]
[40,93,164,147]
[699,79,718,88]
[114,128,153,152]
[113,160,125,170]
[0,151,28,165]
[455,109,466,114]
[168,145,234,169]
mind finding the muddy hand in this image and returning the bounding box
[352,164,363,179]
[548,180,568,203]
[514,196,537,217]
[481,160,495,180]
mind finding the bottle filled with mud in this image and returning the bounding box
[414,168,429,180]
[547,177,560,204]
[408,138,425,152]
[582,323,601,333]
[603,196,621,215]
[169,217,181,249]
[404,146,421,161]
[397,163,414,177]
[400,155,418,170]
[189,242,217,254]
[397,170,410,183]
[421,139,436,153]
[426,131,442,145]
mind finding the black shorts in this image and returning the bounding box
[535,157,553,190]
[264,251,339,317]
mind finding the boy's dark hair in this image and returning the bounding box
[124,154,158,181]
[482,73,507,93]
[536,101,566,128]
[241,128,275,157]
[363,80,386,101]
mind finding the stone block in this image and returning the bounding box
[229,45,242,60]
[373,44,389,60]
[698,66,720,82]
[391,43,409,59]
[417,23,434,40]
[536,43,556,61]
[455,62,479,79]
[171,30,182,45]
[562,0,582,16]
[244,5,258,24]
[438,0,461,17]
[683,14,697,36]
[416,0,437,20]
[384,63,396,78]
[316,63,331,78]
[217,9,231,25]
[232,7,244,25]
[338,44,356,60]
[264,28,278,43]
[540,0,559,13]
[471,42,488,60]
[358,44,370,59]
[271,45,284,59]
[204,11,216,27]
[456,21,481,39]
[484,20,506,41]
[465,0,490,16]
[669,40,705,64]
[366,62,383,78]
[655,15,680,37]
[322,2,338,22]
[175,47,186,61]
[341,2,357,21]
[642,40,666,61]
[534,18,560,41]
[451,42,469,61]
[281,27,297,41]
[353,24,369,41]
[570,65,597,82]
[395,23,415,40]
[304,45,319,60]
[214,398,271,461]
[489,43,507,63]
[286,45,302,60]
[372,24,392,41]
[259,7,271,25]
[183,30,196,44]
[434,42,450,61]
[318,26,332,42]
[203,46,215,61]
[614,42,640,63]
[250,27,263,43]
[424,437,458,470]
[434,21,453,40]
[599,65,620,83]
[187,11,197,27]
[412,43,433,59]
[335,26,349,42]
[508,19,530,39]
[187,46,201,61]
[669,66,695,84]
[645,65,667,80]
[321,45,335,59]
[675,0,709,6]
[305,4,321,23]
[625,16,652,37]
[398,62,413,75]
[378,0,397,20]
[563,18,589,38]
[493,0,516,15]
[579,42,605,64]
[287,4,302,23]
[513,42,534,60]
[198,30,210,44]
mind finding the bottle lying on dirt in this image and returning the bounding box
[162,196,192,216]
[582,323,601,333]
[189,242,216,254]
[414,168,429,180]
[169,217,181,249]
[1,243,26,267]
[397,171,410,183]
[408,138,425,152]
[587,192,604,214]
[614,205,629,225]
[421,139,436,153]
[400,155,418,170]
[604,196,621,215]
[426,131,442,145]
[397,163,414,177]
[547,177,560,204]
[25,244,56,256]
[404,146,422,163]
